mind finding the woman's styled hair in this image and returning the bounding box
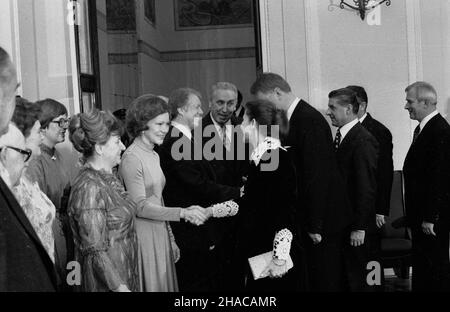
[36,98,68,129]
[244,99,289,139]
[69,109,123,159]
[126,94,169,139]
[12,97,41,138]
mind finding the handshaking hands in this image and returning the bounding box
[180,206,210,226]
[180,201,240,226]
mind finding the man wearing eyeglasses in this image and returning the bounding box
[0,46,57,292]
[0,123,31,187]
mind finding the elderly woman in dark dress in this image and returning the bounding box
[68,109,139,292]
[234,99,307,291]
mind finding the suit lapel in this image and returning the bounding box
[361,113,373,129]
[287,100,304,143]
[405,114,442,163]
[338,122,360,154]
[0,177,47,253]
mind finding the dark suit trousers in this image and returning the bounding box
[342,231,378,292]
[305,231,346,291]
[411,226,450,292]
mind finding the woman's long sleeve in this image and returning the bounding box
[272,229,293,261]
[120,153,181,222]
[210,200,239,218]
[70,182,123,291]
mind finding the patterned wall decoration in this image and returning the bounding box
[106,0,136,31]
[174,0,253,30]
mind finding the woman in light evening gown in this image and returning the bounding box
[120,95,207,292]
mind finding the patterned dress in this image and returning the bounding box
[68,165,139,292]
[13,176,56,262]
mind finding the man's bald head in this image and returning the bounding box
[0,47,18,136]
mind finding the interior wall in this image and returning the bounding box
[259,0,450,170]
[0,0,81,181]
[113,0,258,112]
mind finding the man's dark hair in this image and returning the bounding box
[12,97,42,138]
[237,90,243,106]
[328,88,359,115]
[346,85,368,108]
[250,73,292,95]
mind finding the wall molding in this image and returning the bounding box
[110,40,255,64]
[406,0,423,84]
[405,0,423,141]
[97,10,107,32]
[304,0,322,108]
[258,0,271,71]
[138,40,160,61]
[160,47,255,62]
[109,52,138,64]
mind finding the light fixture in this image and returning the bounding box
[339,0,391,20]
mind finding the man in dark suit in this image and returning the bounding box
[0,46,57,291]
[233,90,245,124]
[327,87,379,291]
[403,81,450,291]
[203,82,248,188]
[202,82,249,290]
[347,86,393,224]
[158,87,241,291]
[251,73,352,291]
[347,85,393,289]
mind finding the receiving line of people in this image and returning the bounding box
[1,46,449,292]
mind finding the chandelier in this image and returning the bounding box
[339,0,391,20]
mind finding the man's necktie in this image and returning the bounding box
[334,128,341,151]
[412,125,421,144]
[221,125,231,151]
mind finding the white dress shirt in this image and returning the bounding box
[171,121,192,140]
[287,98,301,122]
[419,110,439,133]
[210,113,232,145]
[359,112,368,123]
[338,118,360,144]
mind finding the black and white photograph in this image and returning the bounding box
[1,0,450,308]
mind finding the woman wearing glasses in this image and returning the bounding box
[11,98,56,262]
[26,98,73,289]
